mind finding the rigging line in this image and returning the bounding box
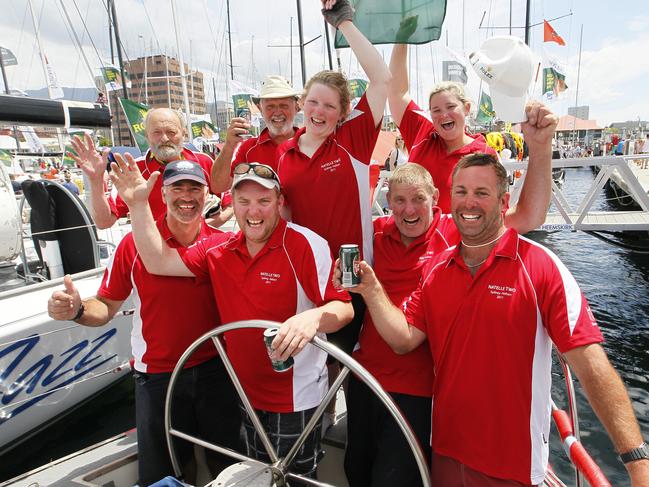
[71,0,108,72]
[99,0,135,70]
[141,0,162,55]
[56,1,95,96]
[55,1,82,98]
[9,1,30,90]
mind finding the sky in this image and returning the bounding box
[1,0,648,128]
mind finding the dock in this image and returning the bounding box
[503,156,649,233]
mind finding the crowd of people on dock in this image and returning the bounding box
[46,1,648,486]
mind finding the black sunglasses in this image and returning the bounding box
[233,162,279,182]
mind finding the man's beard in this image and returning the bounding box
[151,142,182,162]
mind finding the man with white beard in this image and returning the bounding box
[209,75,300,194]
[70,108,214,229]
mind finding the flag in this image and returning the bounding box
[476,92,495,124]
[62,130,90,166]
[119,98,150,152]
[44,55,64,99]
[543,20,566,46]
[335,0,448,48]
[348,79,368,98]
[102,66,131,92]
[191,120,218,140]
[232,93,262,127]
[18,126,45,153]
[541,67,568,100]
[0,46,17,66]
[442,61,467,85]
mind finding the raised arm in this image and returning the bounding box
[322,0,391,126]
[334,259,425,354]
[565,344,649,485]
[210,117,249,194]
[69,134,117,229]
[504,101,558,233]
[48,274,122,326]
[388,21,417,127]
[109,153,193,277]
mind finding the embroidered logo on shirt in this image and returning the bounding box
[418,250,436,264]
[488,284,517,299]
[321,158,342,173]
[260,271,281,284]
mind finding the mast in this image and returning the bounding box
[573,24,584,147]
[323,20,333,70]
[0,47,10,95]
[170,0,194,141]
[296,0,307,86]
[226,0,234,80]
[524,0,531,44]
[290,17,294,85]
[109,0,129,102]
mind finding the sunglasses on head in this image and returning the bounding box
[233,162,279,181]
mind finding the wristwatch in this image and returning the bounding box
[620,442,649,464]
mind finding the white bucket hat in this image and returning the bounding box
[468,36,535,123]
[252,75,301,103]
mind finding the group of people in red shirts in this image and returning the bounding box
[48,1,648,486]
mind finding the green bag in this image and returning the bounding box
[334,0,448,48]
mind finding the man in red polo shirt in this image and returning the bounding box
[109,155,353,480]
[209,75,300,194]
[346,153,649,486]
[70,108,214,229]
[47,160,240,486]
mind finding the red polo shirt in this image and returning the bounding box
[97,217,225,373]
[353,210,458,397]
[399,100,496,213]
[277,94,380,262]
[180,219,350,413]
[229,127,297,174]
[108,148,214,219]
[404,228,603,485]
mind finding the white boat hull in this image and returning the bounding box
[0,268,133,454]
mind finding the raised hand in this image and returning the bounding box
[48,275,81,321]
[395,15,419,43]
[521,101,559,150]
[321,0,354,28]
[109,152,158,209]
[225,116,251,146]
[69,133,109,183]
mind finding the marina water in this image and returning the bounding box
[1,167,647,485]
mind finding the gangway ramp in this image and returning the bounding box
[504,156,649,233]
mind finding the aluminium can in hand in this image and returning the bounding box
[263,327,294,373]
[339,244,360,288]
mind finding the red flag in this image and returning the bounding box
[544,20,566,46]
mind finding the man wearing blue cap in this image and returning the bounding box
[47,160,240,486]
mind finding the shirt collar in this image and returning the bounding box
[284,126,337,155]
[226,219,288,257]
[448,227,518,269]
[156,215,211,248]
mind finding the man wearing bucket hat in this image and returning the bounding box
[47,159,241,486]
[210,75,301,194]
[110,155,353,480]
